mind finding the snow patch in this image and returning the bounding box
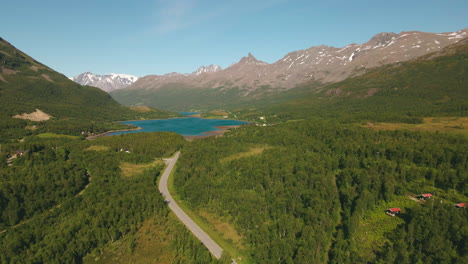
[110,73,139,82]
[349,51,356,62]
[295,54,305,61]
[336,45,352,53]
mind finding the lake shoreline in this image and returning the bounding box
[90,116,250,140]
[183,125,244,140]
[86,126,143,140]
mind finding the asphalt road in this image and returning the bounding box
[158,151,223,259]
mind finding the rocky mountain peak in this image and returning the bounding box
[193,64,222,75]
[368,32,398,46]
[237,53,268,66]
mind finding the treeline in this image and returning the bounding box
[174,120,467,263]
[0,132,220,263]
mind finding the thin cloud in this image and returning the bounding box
[152,0,287,34]
[154,0,196,34]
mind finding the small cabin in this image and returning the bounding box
[454,203,466,208]
[14,150,28,156]
[386,208,401,216]
[417,193,433,200]
[120,148,131,153]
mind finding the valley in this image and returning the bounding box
[1,20,467,264]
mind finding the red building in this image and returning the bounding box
[417,193,433,200]
[386,208,401,216]
[454,203,466,208]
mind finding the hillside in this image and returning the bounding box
[259,37,468,123]
[0,37,179,140]
[111,29,467,111]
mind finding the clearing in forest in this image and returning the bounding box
[120,160,163,177]
[129,106,152,113]
[220,146,271,163]
[83,216,175,264]
[203,110,229,119]
[354,196,416,262]
[85,145,110,151]
[199,211,244,249]
[363,117,468,136]
[36,133,79,139]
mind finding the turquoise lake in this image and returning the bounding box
[108,114,249,137]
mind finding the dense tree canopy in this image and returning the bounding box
[0,132,221,263]
[174,120,467,263]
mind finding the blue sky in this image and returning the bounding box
[2,0,467,77]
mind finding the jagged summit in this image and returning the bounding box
[236,53,268,66]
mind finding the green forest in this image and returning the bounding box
[0,132,223,264]
[174,121,467,263]
[1,118,466,263]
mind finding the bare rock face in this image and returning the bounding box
[70,72,139,92]
[126,28,467,93]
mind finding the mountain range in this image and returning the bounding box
[110,28,467,110]
[71,65,223,92]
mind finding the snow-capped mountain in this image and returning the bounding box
[193,64,222,75]
[70,72,139,92]
[127,28,467,92]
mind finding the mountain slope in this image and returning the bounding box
[70,72,139,92]
[264,37,468,123]
[111,28,466,111]
[0,37,178,139]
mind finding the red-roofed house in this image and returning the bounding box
[417,193,433,200]
[386,208,401,216]
[454,203,466,208]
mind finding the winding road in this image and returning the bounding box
[158,151,223,259]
